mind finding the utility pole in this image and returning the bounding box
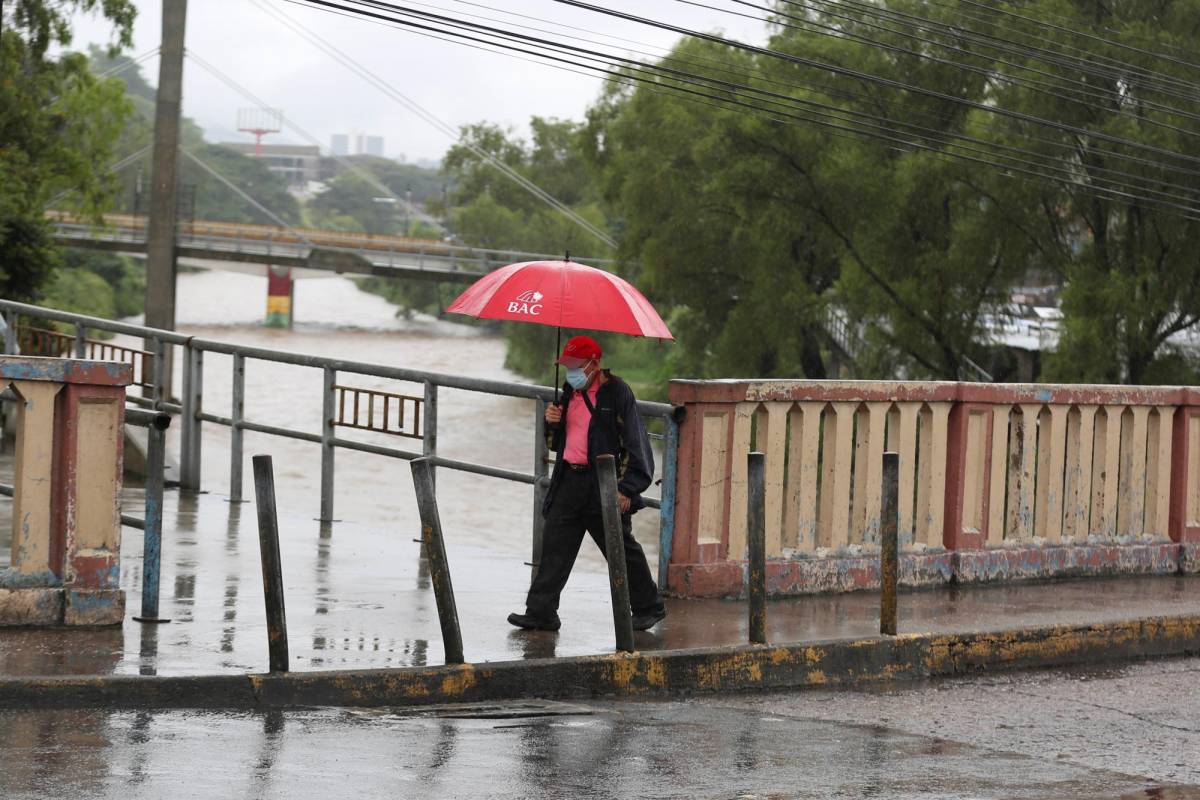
[144,0,188,395]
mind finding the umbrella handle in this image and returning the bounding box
[554,327,561,405]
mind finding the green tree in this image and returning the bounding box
[996,1,1200,384]
[1,0,135,300]
[310,170,399,234]
[589,1,1200,385]
[442,119,611,254]
[183,143,300,226]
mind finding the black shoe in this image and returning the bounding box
[631,608,667,631]
[507,612,561,631]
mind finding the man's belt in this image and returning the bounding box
[564,461,590,472]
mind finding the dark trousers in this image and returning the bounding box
[525,469,664,618]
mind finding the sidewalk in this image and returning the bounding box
[1,490,1197,680]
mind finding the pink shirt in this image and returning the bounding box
[564,382,600,465]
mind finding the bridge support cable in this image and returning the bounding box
[179,148,317,248]
[46,144,153,210]
[250,0,617,251]
[185,49,438,232]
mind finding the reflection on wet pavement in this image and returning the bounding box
[1,481,1199,677]
[0,701,1195,800]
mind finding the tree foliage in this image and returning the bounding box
[1,1,135,300]
[579,0,1200,385]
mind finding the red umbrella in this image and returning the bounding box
[446,259,672,339]
[446,258,672,395]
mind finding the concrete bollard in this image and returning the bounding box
[130,409,172,624]
[881,451,900,636]
[747,451,767,645]
[597,454,635,653]
[410,457,464,665]
[251,455,290,673]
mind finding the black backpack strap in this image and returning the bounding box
[579,389,596,415]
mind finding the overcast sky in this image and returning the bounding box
[68,1,769,163]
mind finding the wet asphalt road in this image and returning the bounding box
[1,657,1197,799]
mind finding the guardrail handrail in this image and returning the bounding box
[0,299,672,416]
[0,298,682,586]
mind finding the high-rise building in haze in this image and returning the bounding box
[353,134,384,157]
[330,132,386,158]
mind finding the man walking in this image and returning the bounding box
[508,335,667,632]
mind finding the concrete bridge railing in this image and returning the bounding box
[666,379,1200,597]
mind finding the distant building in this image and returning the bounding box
[221,142,322,186]
[329,132,386,158]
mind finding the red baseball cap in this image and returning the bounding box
[556,335,602,367]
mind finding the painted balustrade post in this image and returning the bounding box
[1169,393,1200,548]
[943,401,991,551]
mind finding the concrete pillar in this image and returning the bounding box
[0,357,133,626]
[265,266,294,328]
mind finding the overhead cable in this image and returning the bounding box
[259,0,618,250]
[291,0,1200,217]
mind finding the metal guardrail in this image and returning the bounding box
[0,299,680,573]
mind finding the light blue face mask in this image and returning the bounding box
[566,367,589,390]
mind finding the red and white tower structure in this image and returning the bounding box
[236,107,283,156]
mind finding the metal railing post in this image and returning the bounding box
[179,344,203,491]
[597,453,635,653]
[411,457,464,665]
[747,451,767,645]
[73,322,87,359]
[3,310,17,354]
[530,398,548,585]
[252,455,290,673]
[422,380,437,490]
[881,451,900,636]
[134,411,172,623]
[658,413,680,590]
[319,367,336,521]
[229,353,246,503]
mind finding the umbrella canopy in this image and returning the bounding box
[446,260,673,340]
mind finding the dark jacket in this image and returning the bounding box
[542,371,655,516]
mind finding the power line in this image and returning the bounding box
[743,0,1200,139]
[46,143,154,208]
[256,0,618,250]
[798,0,1200,102]
[180,147,316,244]
[290,0,1200,216]
[544,0,1200,170]
[937,0,1200,76]
[374,0,1200,189]
[185,49,440,229]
